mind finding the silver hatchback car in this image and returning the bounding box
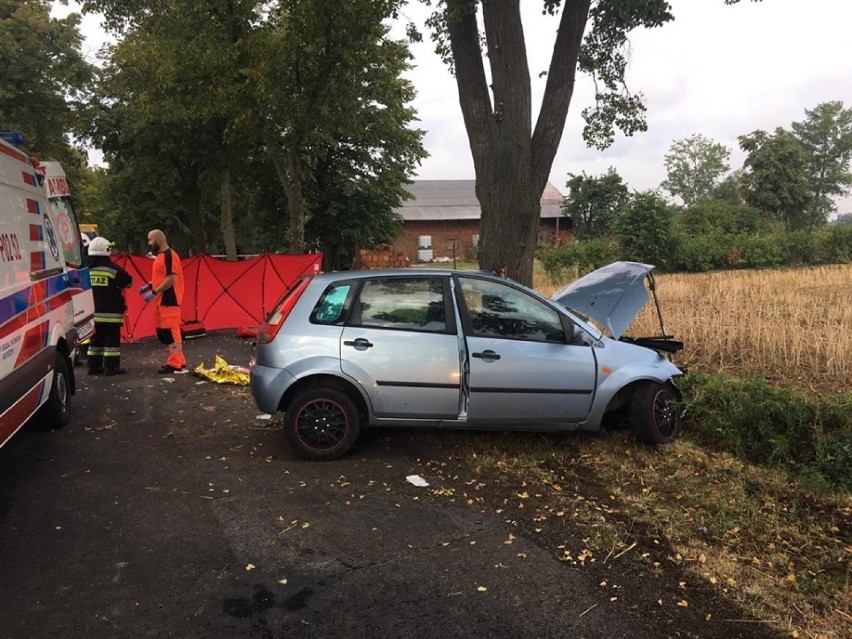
[250,262,684,460]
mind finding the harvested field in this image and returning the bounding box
[538,264,852,393]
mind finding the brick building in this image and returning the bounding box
[394,180,570,263]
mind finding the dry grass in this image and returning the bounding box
[422,432,852,639]
[536,263,852,394]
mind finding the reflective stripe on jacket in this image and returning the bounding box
[89,256,133,321]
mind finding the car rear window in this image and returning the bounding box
[310,282,353,325]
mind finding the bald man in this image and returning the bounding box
[139,229,187,373]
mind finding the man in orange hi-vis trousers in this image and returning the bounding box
[139,229,187,374]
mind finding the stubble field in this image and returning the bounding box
[538,263,852,394]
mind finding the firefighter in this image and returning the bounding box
[139,229,187,373]
[87,237,133,376]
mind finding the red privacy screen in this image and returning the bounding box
[113,253,323,342]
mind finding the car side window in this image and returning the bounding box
[353,277,447,333]
[458,277,566,342]
[310,282,353,325]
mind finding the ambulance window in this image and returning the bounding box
[48,196,84,268]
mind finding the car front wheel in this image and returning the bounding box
[629,381,682,445]
[284,387,361,460]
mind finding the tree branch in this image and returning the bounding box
[481,0,530,142]
[531,0,591,192]
[445,0,492,170]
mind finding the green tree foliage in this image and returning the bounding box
[790,101,852,224]
[249,0,423,254]
[83,0,424,261]
[710,168,745,205]
[610,191,675,266]
[301,31,426,270]
[305,151,405,271]
[679,200,775,236]
[86,0,265,256]
[661,133,731,207]
[561,167,629,239]
[738,129,813,230]
[0,0,94,188]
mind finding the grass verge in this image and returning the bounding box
[415,374,851,638]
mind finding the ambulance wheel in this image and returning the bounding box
[35,353,72,429]
[284,387,360,461]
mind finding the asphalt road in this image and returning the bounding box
[0,333,770,639]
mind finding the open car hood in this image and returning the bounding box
[551,261,655,340]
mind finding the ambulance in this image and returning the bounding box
[0,133,95,447]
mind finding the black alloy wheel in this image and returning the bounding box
[284,387,361,460]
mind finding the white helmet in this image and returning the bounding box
[88,236,112,256]
[80,233,91,248]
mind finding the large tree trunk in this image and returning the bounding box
[285,146,305,254]
[220,164,237,260]
[174,160,207,254]
[477,174,541,285]
[446,0,590,286]
[265,140,306,254]
[182,179,208,255]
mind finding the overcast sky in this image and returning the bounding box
[59,0,852,213]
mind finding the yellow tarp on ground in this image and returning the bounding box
[194,355,249,386]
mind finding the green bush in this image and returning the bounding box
[611,192,676,267]
[671,233,730,272]
[538,238,622,278]
[734,233,785,268]
[818,224,852,263]
[680,201,775,235]
[781,230,818,265]
[542,223,851,276]
[679,373,852,492]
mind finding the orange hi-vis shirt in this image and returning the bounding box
[151,248,184,307]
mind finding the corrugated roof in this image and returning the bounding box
[398,180,565,221]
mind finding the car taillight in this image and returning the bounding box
[258,276,312,344]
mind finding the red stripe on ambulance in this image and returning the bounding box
[14,321,50,368]
[0,384,44,446]
[0,142,28,164]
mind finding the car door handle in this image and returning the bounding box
[344,338,373,349]
[472,350,501,361]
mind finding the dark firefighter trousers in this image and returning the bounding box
[87,321,123,372]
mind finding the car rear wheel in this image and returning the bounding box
[284,387,360,460]
[34,353,72,429]
[629,381,681,445]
